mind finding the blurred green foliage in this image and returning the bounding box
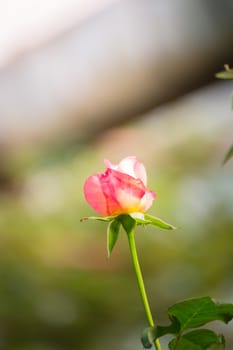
[216,65,233,163]
[0,112,232,350]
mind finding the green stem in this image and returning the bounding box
[127,229,162,350]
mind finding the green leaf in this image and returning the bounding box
[169,337,203,350]
[223,144,233,165]
[183,330,224,348]
[168,297,233,332]
[142,297,232,349]
[169,330,225,350]
[141,297,232,347]
[144,214,176,230]
[215,70,233,79]
[107,220,121,257]
[141,323,179,348]
[119,214,136,234]
[80,215,116,222]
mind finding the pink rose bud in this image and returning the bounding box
[84,156,156,216]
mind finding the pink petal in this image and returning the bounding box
[138,190,156,212]
[104,156,147,186]
[84,174,109,215]
[132,159,147,186]
[97,170,122,215]
[104,169,146,214]
[104,158,115,170]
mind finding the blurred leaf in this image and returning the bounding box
[215,69,233,79]
[107,220,121,257]
[169,330,224,350]
[223,144,233,164]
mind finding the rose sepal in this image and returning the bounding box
[129,213,176,230]
[81,214,175,257]
[80,216,116,222]
[81,213,175,230]
[107,219,121,257]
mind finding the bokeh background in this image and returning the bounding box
[0,1,233,349]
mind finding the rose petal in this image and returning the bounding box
[84,174,109,215]
[104,156,147,186]
[138,190,156,212]
[132,158,147,186]
[103,169,147,214]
